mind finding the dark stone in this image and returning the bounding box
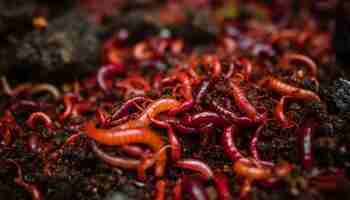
[13,11,101,82]
[0,0,37,76]
[325,78,350,114]
[0,0,77,78]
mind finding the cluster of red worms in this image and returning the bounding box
[0,8,343,200]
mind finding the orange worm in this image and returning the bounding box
[275,96,294,128]
[233,159,272,181]
[83,120,166,177]
[59,94,78,121]
[154,180,167,200]
[259,76,320,101]
[230,81,265,122]
[117,98,180,130]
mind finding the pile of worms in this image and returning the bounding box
[0,2,346,200]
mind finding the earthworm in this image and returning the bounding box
[26,112,54,130]
[30,83,61,100]
[175,159,214,180]
[83,120,166,177]
[117,98,180,129]
[230,81,265,122]
[258,76,320,101]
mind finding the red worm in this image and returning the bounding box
[222,125,244,162]
[117,98,180,130]
[92,140,163,181]
[175,159,214,180]
[108,96,152,122]
[30,83,61,100]
[171,120,197,134]
[210,100,253,125]
[249,124,264,161]
[168,100,194,116]
[149,118,182,161]
[202,54,222,78]
[133,41,154,60]
[178,72,193,101]
[213,173,233,200]
[154,180,166,200]
[296,118,317,170]
[7,160,44,200]
[59,94,78,122]
[233,159,272,181]
[1,126,12,146]
[238,58,253,81]
[150,115,197,134]
[182,111,225,127]
[275,96,294,128]
[26,112,54,130]
[102,35,120,65]
[230,81,265,122]
[258,76,320,101]
[162,72,193,101]
[96,107,109,126]
[83,120,166,177]
[198,123,215,146]
[195,79,210,104]
[72,101,94,117]
[173,178,183,200]
[170,38,184,55]
[120,145,149,158]
[167,126,182,161]
[224,63,236,80]
[280,53,317,78]
[137,145,170,181]
[118,75,151,92]
[270,30,298,44]
[151,117,195,135]
[97,64,123,92]
[90,140,140,169]
[234,159,293,184]
[10,100,41,111]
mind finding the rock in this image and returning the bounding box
[0,0,76,78]
[13,10,101,82]
[0,0,37,76]
[325,78,350,114]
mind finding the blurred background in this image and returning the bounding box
[0,0,348,83]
